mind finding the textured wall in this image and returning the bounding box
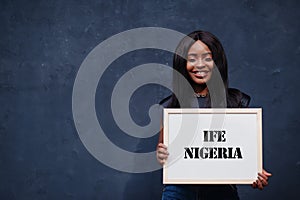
[1,0,300,199]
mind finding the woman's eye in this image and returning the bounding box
[188,59,196,62]
[205,58,213,62]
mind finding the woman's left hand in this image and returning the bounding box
[252,169,272,190]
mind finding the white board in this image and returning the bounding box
[163,108,262,184]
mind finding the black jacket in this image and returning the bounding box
[159,88,250,108]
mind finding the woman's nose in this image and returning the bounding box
[195,59,205,69]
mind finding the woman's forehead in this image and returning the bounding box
[188,40,211,55]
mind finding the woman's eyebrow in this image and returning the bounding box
[201,52,212,57]
[187,53,197,57]
[187,52,212,57]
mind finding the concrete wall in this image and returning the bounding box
[1,0,299,199]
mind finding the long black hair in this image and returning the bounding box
[168,30,248,108]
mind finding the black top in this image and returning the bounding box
[159,88,251,108]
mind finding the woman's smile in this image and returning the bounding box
[191,69,211,78]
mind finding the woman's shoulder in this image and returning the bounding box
[159,95,172,108]
[228,88,251,108]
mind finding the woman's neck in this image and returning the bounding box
[193,84,209,96]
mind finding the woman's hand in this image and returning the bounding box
[156,143,169,166]
[252,169,272,190]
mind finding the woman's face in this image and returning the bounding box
[186,40,214,85]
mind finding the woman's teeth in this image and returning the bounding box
[195,71,208,75]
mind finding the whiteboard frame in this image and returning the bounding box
[163,108,263,184]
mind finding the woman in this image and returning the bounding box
[156,30,271,200]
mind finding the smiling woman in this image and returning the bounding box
[156,30,272,200]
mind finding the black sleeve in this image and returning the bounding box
[228,88,251,108]
[240,92,251,108]
[159,95,172,108]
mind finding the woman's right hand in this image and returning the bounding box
[156,143,169,166]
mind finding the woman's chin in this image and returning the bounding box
[191,77,211,85]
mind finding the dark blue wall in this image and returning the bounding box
[1,0,300,199]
